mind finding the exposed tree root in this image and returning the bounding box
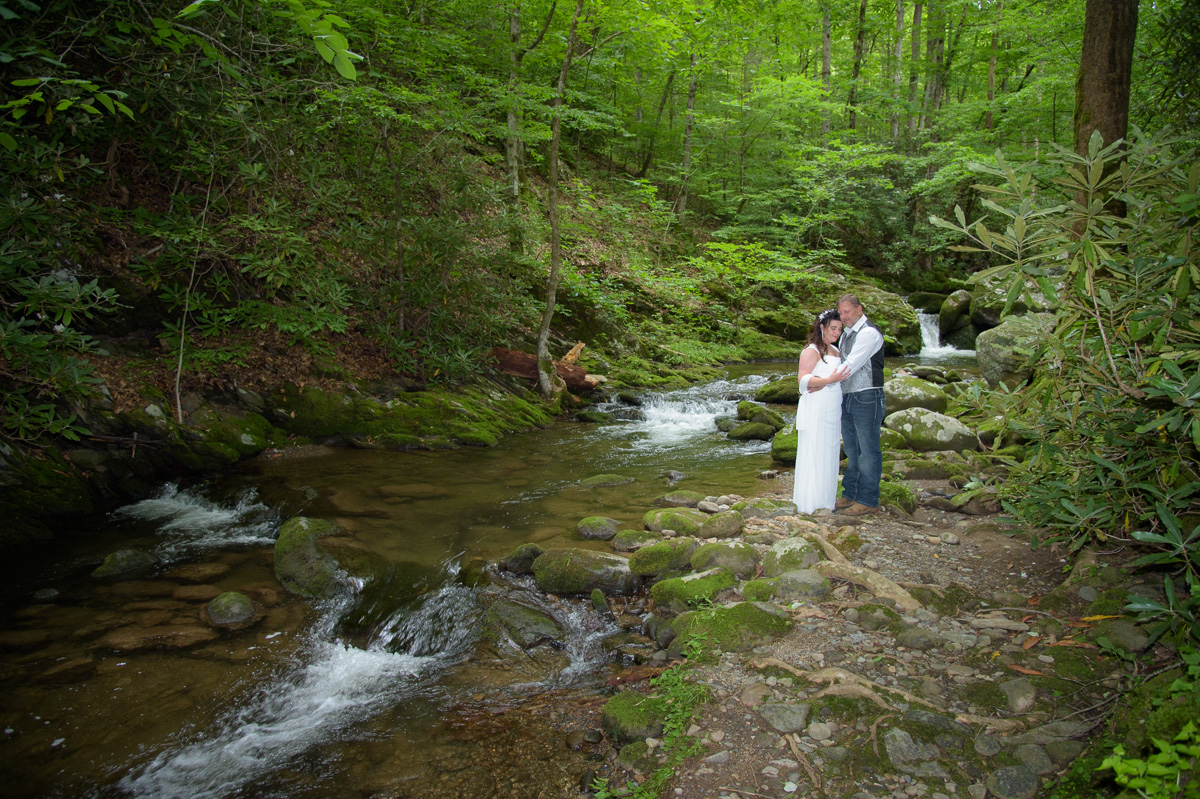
[811,561,922,611]
[797,531,850,565]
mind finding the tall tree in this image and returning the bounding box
[504,1,557,255]
[536,0,584,401]
[821,3,833,135]
[891,0,905,140]
[906,2,923,133]
[1074,0,1139,156]
[674,53,699,219]
[847,0,869,131]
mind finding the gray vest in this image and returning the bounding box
[840,319,885,393]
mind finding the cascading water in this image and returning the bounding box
[917,311,970,358]
[1,365,798,799]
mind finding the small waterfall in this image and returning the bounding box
[917,311,963,357]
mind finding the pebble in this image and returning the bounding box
[806,721,833,741]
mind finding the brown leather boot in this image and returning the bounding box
[834,497,854,510]
[839,502,877,516]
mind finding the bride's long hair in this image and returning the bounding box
[806,309,841,361]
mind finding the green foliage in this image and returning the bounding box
[933,129,1200,644]
[0,190,116,443]
[591,664,709,799]
[1098,677,1200,799]
[1097,724,1200,799]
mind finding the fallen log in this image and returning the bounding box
[490,348,601,392]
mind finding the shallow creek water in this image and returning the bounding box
[0,354,977,799]
[1,368,799,799]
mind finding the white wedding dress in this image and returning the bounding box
[792,345,843,514]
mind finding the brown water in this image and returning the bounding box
[0,368,794,799]
[0,353,979,798]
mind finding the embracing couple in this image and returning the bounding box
[791,293,886,517]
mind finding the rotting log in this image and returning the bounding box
[490,348,601,392]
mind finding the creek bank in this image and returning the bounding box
[0,377,557,547]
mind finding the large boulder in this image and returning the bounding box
[576,516,621,540]
[938,290,973,337]
[884,409,979,452]
[968,274,1060,331]
[531,548,636,595]
[728,422,776,441]
[976,313,1054,388]
[884,376,950,415]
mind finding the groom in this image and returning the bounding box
[835,293,886,516]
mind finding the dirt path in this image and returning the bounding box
[584,476,1134,799]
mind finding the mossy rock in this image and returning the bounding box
[698,510,745,539]
[92,549,159,579]
[273,517,342,598]
[484,600,564,648]
[762,537,821,577]
[611,529,662,552]
[771,425,798,463]
[728,421,776,441]
[743,578,779,602]
[576,516,621,540]
[690,541,760,578]
[531,548,636,596]
[939,289,973,336]
[880,427,907,451]
[736,400,786,430]
[0,448,95,546]
[500,542,545,574]
[601,690,668,744]
[615,741,658,774]
[884,376,950,415]
[776,569,832,600]
[907,292,948,313]
[628,539,700,577]
[650,568,737,614]
[643,507,706,535]
[204,591,263,630]
[884,408,979,452]
[671,602,792,656]
[579,473,635,488]
[575,410,613,423]
[731,497,797,519]
[755,377,799,405]
[891,458,956,480]
[654,490,705,508]
[714,416,739,433]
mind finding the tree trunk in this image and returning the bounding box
[673,53,697,220]
[918,0,943,131]
[906,3,922,133]
[847,0,868,131]
[635,70,675,178]
[536,0,585,401]
[985,6,1000,132]
[821,4,832,135]
[504,1,557,255]
[891,0,904,140]
[1074,0,1138,157]
[1074,0,1139,222]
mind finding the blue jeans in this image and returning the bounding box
[841,388,885,507]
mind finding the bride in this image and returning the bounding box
[792,309,849,513]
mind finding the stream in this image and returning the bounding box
[0,349,974,798]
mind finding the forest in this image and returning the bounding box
[2,0,1200,795]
